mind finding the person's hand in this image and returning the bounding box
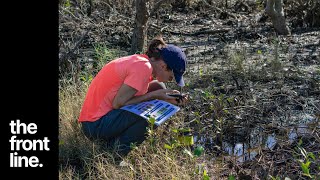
[165,93,189,106]
[149,89,180,101]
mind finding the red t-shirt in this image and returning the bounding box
[78,54,153,122]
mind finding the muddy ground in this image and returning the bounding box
[59,1,319,179]
[157,7,320,179]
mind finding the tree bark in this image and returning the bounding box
[265,0,290,35]
[130,0,149,55]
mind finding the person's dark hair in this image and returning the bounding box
[146,36,166,60]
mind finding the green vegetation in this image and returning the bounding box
[59,0,320,179]
[59,42,319,179]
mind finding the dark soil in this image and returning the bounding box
[59,0,319,179]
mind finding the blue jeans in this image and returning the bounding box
[82,80,165,156]
[82,109,149,156]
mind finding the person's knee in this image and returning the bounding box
[81,122,97,140]
[148,80,166,92]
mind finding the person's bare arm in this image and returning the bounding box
[112,84,178,109]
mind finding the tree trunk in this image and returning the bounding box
[265,0,290,35]
[130,0,149,55]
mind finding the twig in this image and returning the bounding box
[200,0,237,19]
[313,132,320,143]
[99,1,133,21]
[185,112,210,125]
[231,74,241,90]
[59,7,81,21]
[200,0,223,13]
[223,105,262,113]
[150,0,173,17]
[60,29,90,62]
[309,101,320,112]
[150,23,231,36]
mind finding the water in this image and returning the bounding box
[192,116,318,163]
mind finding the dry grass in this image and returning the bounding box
[59,41,319,179]
[59,0,320,179]
[58,76,224,179]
